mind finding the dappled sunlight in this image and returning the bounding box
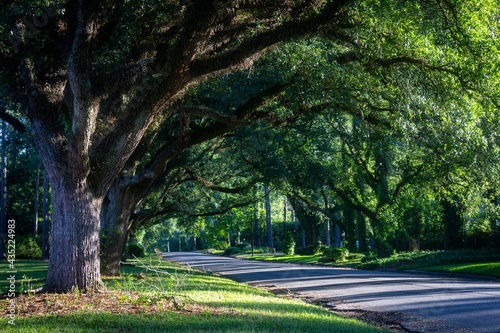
[15,309,387,333]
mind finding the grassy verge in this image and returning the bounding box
[243,254,324,264]
[357,249,500,272]
[1,257,388,333]
[240,253,363,267]
[235,249,500,279]
[420,262,500,278]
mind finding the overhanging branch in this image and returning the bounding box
[0,107,25,132]
[184,167,255,194]
[190,0,352,78]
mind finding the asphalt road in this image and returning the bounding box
[163,252,500,333]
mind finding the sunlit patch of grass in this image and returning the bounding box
[358,249,500,272]
[242,253,362,267]
[244,254,323,264]
[13,309,386,333]
[1,257,388,333]
[421,262,500,278]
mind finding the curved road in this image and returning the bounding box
[163,252,500,333]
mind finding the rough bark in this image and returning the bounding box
[100,184,137,276]
[41,170,50,261]
[44,179,103,292]
[33,164,40,237]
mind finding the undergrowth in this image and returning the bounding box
[359,249,500,270]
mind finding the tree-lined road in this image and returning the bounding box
[164,252,500,333]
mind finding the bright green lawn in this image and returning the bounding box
[421,261,500,278]
[244,254,323,264]
[241,251,500,278]
[0,260,48,292]
[241,253,361,267]
[1,257,387,333]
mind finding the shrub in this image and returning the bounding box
[360,261,380,270]
[224,246,243,256]
[347,253,365,260]
[361,254,378,263]
[321,247,349,262]
[295,246,314,255]
[296,244,328,255]
[127,243,145,258]
[358,249,500,270]
[283,232,296,256]
[212,241,229,250]
[17,237,42,259]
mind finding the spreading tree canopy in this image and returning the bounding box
[0,0,358,292]
[1,0,498,292]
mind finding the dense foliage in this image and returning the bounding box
[1,0,499,292]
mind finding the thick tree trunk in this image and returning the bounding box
[333,224,341,248]
[303,223,319,246]
[33,164,40,237]
[43,179,104,292]
[288,197,321,246]
[100,185,137,276]
[41,170,50,261]
[357,211,368,252]
[325,219,331,247]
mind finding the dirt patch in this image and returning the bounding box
[1,291,208,319]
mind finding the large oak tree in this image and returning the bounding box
[0,0,354,292]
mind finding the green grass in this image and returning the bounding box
[357,249,500,272]
[241,253,363,267]
[421,262,500,278]
[1,257,388,333]
[0,260,48,291]
[244,254,324,264]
